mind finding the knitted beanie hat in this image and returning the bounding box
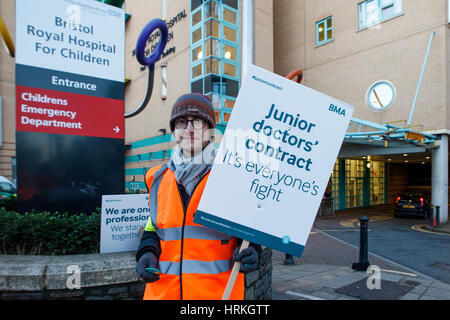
[169,93,216,131]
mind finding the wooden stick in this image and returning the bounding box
[222,240,249,300]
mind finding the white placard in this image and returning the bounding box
[100,194,150,254]
[194,64,353,257]
[15,0,124,82]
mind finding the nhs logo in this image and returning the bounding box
[328,104,346,117]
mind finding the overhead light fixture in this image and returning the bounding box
[224,50,231,59]
[403,154,408,157]
[387,159,392,161]
[421,162,425,164]
[426,156,430,160]
[367,162,371,168]
[405,160,409,163]
[197,51,203,60]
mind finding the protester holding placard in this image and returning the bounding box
[135,93,262,300]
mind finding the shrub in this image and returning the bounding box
[0,196,18,212]
[0,208,101,255]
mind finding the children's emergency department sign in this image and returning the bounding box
[100,194,150,254]
[194,64,353,257]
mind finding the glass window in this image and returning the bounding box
[192,10,202,26]
[224,98,235,109]
[222,78,238,97]
[214,109,220,123]
[205,19,219,38]
[192,63,202,78]
[318,22,325,42]
[223,25,237,42]
[358,0,402,29]
[191,0,203,11]
[191,78,203,94]
[223,62,237,77]
[316,17,332,46]
[192,45,203,61]
[370,161,386,205]
[223,44,236,60]
[192,27,202,44]
[205,0,220,20]
[366,0,379,26]
[223,0,238,9]
[205,57,220,75]
[223,7,237,25]
[331,160,339,210]
[381,4,395,19]
[345,160,364,208]
[205,38,220,57]
[223,112,232,122]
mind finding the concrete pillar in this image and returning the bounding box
[431,135,448,224]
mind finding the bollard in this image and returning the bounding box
[352,216,370,271]
[429,205,434,226]
[433,205,441,228]
[284,253,295,265]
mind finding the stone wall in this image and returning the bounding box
[244,247,272,300]
[0,249,272,300]
[317,198,334,217]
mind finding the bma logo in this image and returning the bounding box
[328,104,346,117]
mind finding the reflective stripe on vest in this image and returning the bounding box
[159,259,233,275]
[159,225,233,241]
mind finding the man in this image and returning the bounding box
[136,93,261,300]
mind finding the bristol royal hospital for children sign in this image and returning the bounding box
[15,0,125,213]
[195,64,354,257]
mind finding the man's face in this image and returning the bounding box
[173,116,212,157]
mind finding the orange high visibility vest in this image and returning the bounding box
[142,164,244,300]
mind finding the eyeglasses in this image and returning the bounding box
[174,118,206,129]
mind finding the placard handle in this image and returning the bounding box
[221,240,249,300]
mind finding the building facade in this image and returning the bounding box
[1,0,449,221]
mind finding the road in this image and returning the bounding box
[314,206,450,284]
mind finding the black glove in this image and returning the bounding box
[136,252,160,283]
[233,246,259,274]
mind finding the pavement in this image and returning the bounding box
[271,220,450,300]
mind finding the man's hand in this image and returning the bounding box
[136,252,160,283]
[233,246,259,274]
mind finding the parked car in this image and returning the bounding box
[0,176,17,200]
[394,190,430,219]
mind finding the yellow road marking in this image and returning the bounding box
[411,224,450,236]
[339,215,393,228]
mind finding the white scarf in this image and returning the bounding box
[167,142,216,196]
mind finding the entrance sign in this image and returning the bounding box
[194,64,353,257]
[100,194,150,254]
[15,0,125,213]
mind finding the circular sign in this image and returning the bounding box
[366,81,396,111]
[135,19,168,70]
